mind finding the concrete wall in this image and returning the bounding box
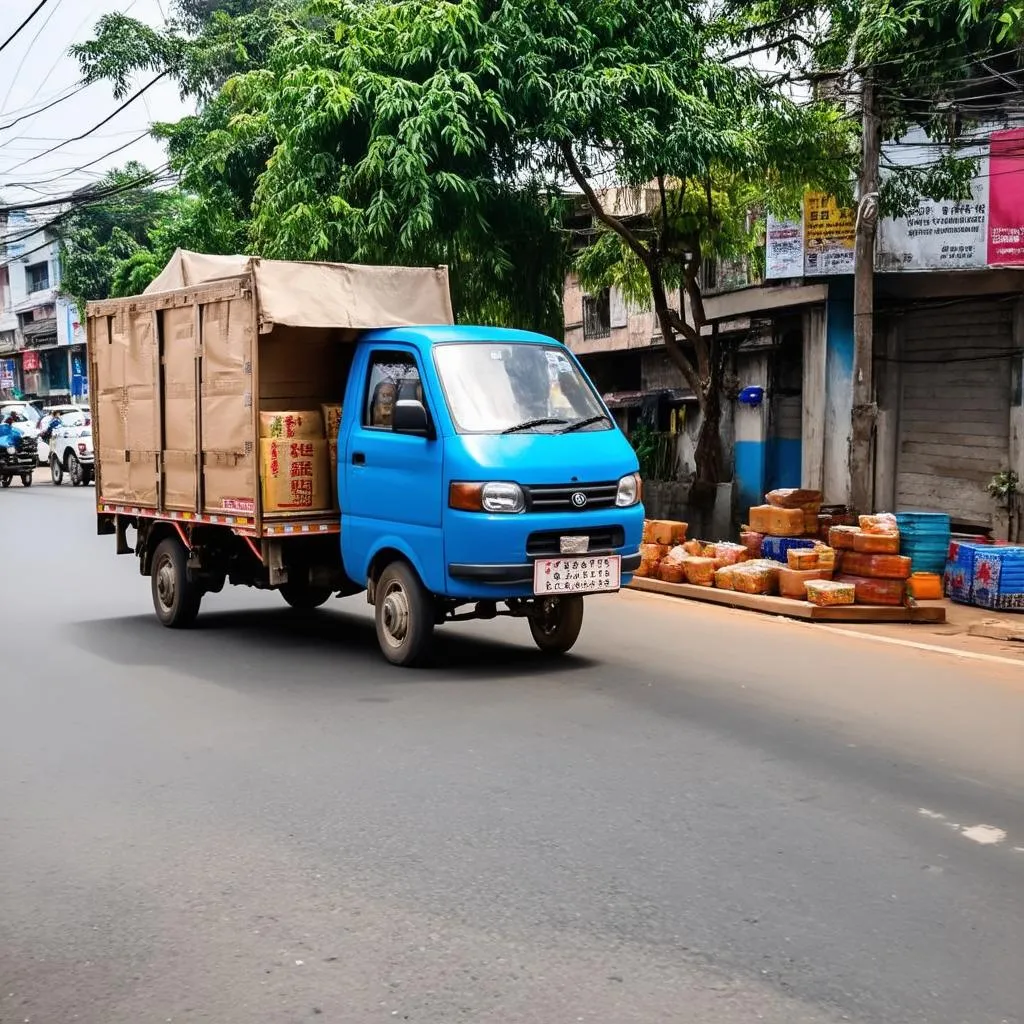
[734,351,769,516]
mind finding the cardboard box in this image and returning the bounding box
[321,403,343,440]
[260,437,330,512]
[327,436,339,510]
[259,409,324,441]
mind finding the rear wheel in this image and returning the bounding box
[529,596,584,655]
[21,473,32,487]
[151,536,203,628]
[50,456,63,486]
[69,453,83,486]
[1,475,11,488]
[374,561,434,667]
[280,582,333,610]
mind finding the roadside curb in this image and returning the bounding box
[629,588,1024,669]
[968,621,1024,643]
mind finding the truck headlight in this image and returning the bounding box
[615,472,642,507]
[449,481,525,514]
[5,446,14,455]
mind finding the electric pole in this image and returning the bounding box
[850,74,880,514]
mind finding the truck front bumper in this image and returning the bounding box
[449,550,642,586]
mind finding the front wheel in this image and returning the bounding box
[374,561,434,667]
[21,473,32,487]
[151,536,203,628]
[280,582,333,610]
[69,454,83,486]
[50,456,64,486]
[529,596,584,655]
[0,475,11,489]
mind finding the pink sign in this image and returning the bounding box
[987,127,1024,266]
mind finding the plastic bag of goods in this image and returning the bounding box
[813,543,837,571]
[731,560,781,595]
[657,561,687,584]
[787,548,819,570]
[682,539,705,556]
[779,566,832,599]
[859,513,899,535]
[761,536,816,563]
[682,556,716,587]
[713,542,749,566]
[837,574,907,606]
[829,525,860,550]
[643,520,688,545]
[749,505,804,537]
[765,488,822,511]
[662,545,689,566]
[804,579,856,606]
[803,512,820,535]
[714,565,737,590]
[637,543,667,577]
[740,530,765,558]
[841,552,912,580]
[853,530,900,555]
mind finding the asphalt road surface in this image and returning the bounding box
[2,482,1023,1024]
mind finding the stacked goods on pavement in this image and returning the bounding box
[896,512,951,575]
[944,541,1024,611]
[635,520,688,577]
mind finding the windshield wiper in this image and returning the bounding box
[501,417,569,434]
[559,414,611,434]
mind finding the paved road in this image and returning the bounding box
[2,483,1022,1024]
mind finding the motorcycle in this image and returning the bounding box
[0,425,36,487]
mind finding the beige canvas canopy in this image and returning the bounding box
[144,249,455,331]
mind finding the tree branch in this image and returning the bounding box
[723,33,814,63]
[559,139,652,266]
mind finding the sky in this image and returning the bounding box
[0,0,192,208]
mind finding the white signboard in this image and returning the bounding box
[765,216,804,279]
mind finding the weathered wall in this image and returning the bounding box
[823,286,855,506]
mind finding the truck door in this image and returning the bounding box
[341,347,445,590]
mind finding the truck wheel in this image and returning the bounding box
[69,454,83,486]
[50,456,63,486]
[151,537,203,628]
[529,596,584,655]
[0,476,10,488]
[374,561,434,667]
[84,466,94,485]
[280,582,332,610]
[21,473,33,487]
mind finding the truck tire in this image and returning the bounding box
[0,476,10,488]
[374,560,434,667]
[50,456,63,486]
[21,473,32,487]
[529,596,584,655]
[151,536,203,628]
[280,582,333,610]
[69,453,83,486]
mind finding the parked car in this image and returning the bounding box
[0,422,37,487]
[1,401,43,449]
[48,409,94,486]
[38,403,89,464]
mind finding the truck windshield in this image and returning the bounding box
[434,342,611,434]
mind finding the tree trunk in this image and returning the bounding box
[691,381,722,510]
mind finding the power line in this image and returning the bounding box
[1,72,170,175]
[0,0,53,58]
[0,0,66,115]
[0,81,89,133]
[3,130,154,189]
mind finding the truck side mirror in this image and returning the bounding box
[392,399,432,438]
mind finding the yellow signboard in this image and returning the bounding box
[803,192,856,275]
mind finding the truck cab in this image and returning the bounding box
[338,326,644,662]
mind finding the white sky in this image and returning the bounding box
[0,0,192,208]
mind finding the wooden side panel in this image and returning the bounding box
[160,304,198,510]
[200,297,257,514]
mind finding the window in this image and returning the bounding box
[26,262,49,294]
[363,351,423,430]
[434,342,610,434]
[582,289,611,340]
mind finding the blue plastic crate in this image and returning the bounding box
[896,513,951,575]
[760,536,816,563]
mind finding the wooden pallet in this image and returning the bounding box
[629,577,947,623]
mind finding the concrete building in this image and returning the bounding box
[0,210,88,404]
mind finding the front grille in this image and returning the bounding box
[526,526,625,557]
[524,480,618,512]
[17,437,35,455]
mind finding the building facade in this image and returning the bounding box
[0,210,88,405]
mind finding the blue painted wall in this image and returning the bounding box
[766,438,802,491]
[735,439,766,515]
[824,282,855,503]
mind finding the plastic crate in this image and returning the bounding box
[896,512,951,576]
[760,536,816,564]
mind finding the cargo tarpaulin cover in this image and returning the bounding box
[144,250,455,330]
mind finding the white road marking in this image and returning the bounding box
[960,825,1007,845]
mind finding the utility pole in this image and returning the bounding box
[850,74,880,514]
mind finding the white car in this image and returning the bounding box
[48,408,94,486]
[0,401,43,452]
[38,403,89,464]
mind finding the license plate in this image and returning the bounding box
[533,555,621,595]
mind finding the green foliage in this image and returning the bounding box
[630,423,678,483]
[988,470,1020,506]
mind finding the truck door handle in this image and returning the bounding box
[352,452,366,465]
